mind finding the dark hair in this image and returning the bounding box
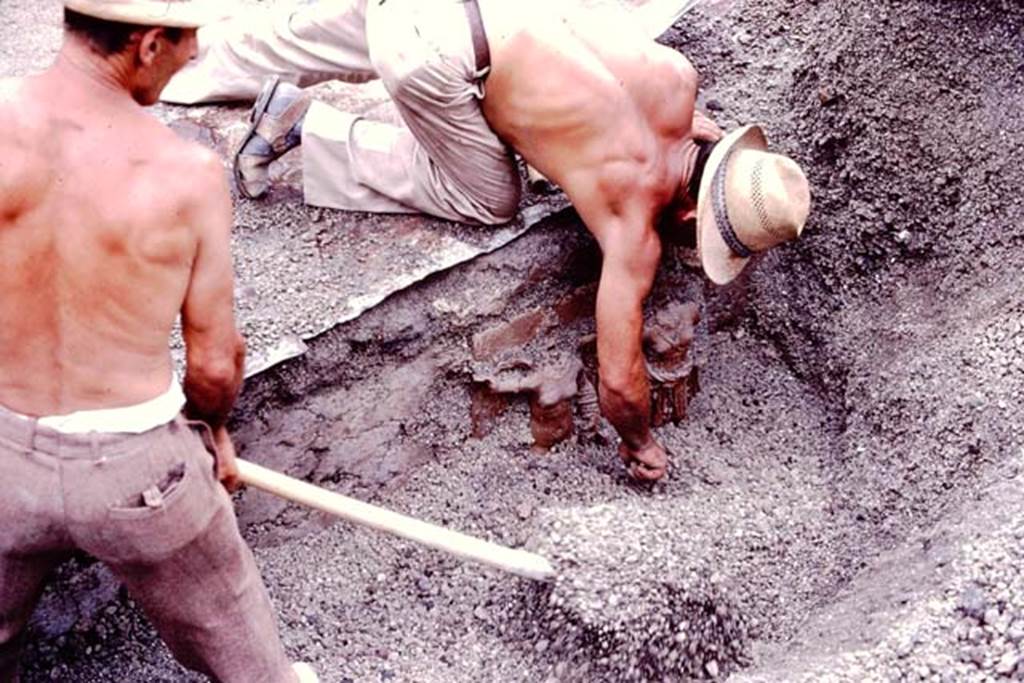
[64,8,184,56]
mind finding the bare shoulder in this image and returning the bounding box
[0,77,26,122]
[151,125,223,178]
[0,78,32,185]
[173,141,225,190]
[151,130,230,216]
[652,45,698,84]
[0,77,18,100]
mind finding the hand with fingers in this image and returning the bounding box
[619,439,668,482]
[693,109,725,143]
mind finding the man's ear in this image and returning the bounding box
[135,27,164,67]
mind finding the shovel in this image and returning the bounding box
[236,459,555,582]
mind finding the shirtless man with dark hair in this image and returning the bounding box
[164,0,810,482]
[0,1,315,680]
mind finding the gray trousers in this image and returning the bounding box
[163,0,521,225]
[0,410,293,683]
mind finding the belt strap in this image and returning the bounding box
[462,0,491,73]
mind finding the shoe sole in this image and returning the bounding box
[232,75,283,200]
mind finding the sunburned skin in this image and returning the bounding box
[481,2,700,223]
[0,31,241,435]
[1,79,190,415]
[479,0,718,480]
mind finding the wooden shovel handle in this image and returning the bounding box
[236,459,555,582]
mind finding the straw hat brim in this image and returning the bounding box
[696,124,769,285]
[63,1,225,28]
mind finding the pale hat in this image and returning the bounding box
[696,125,811,285]
[63,0,224,28]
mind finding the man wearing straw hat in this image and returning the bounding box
[0,1,315,680]
[163,0,811,481]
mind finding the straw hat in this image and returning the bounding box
[63,0,223,28]
[696,125,811,285]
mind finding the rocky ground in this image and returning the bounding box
[3,0,1024,682]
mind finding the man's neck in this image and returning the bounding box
[666,138,702,209]
[679,138,715,203]
[47,39,136,105]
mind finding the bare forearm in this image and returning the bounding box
[183,334,245,427]
[594,232,660,451]
[599,370,653,450]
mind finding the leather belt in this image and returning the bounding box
[462,0,491,73]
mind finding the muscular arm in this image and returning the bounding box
[181,155,245,428]
[595,219,667,480]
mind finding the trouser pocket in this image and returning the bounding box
[77,424,225,565]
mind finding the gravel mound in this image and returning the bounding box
[9,0,1024,681]
[517,504,749,682]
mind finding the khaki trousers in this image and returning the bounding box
[0,409,293,683]
[164,0,521,225]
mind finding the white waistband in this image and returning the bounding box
[11,379,187,435]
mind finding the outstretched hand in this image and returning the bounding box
[619,439,668,482]
[693,110,725,143]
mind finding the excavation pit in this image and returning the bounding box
[5,0,1024,681]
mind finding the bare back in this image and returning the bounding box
[480,0,698,240]
[478,2,705,476]
[0,74,215,416]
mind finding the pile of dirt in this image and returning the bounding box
[11,0,1024,681]
[518,504,750,681]
[682,0,1024,678]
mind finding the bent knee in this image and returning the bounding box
[468,183,521,225]
[484,184,522,224]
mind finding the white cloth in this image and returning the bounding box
[161,1,378,104]
[9,378,186,435]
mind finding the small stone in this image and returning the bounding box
[817,87,838,106]
[996,651,1020,675]
[706,659,720,678]
[958,583,988,620]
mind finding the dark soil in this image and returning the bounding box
[9,0,1024,681]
